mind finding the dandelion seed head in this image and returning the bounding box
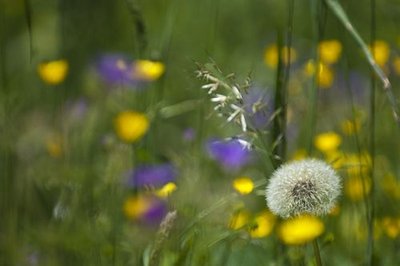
[266,158,341,218]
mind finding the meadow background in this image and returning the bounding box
[1,0,400,265]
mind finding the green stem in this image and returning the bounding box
[307,0,326,154]
[324,0,400,126]
[272,0,294,167]
[367,0,376,264]
[312,239,323,266]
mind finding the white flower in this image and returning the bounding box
[265,158,341,218]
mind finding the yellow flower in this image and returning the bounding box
[156,182,177,198]
[264,44,297,68]
[123,195,152,219]
[314,132,341,153]
[369,40,390,67]
[319,40,342,64]
[325,150,345,170]
[304,60,334,88]
[229,209,250,230]
[345,175,371,201]
[114,111,149,143]
[133,60,165,81]
[341,119,361,136]
[38,60,68,85]
[382,217,400,239]
[278,215,324,245]
[232,177,254,195]
[291,149,308,161]
[393,56,400,75]
[317,63,334,88]
[249,211,276,238]
[343,152,371,177]
[46,135,63,158]
[380,173,400,199]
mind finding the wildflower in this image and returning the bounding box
[207,138,252,170]
[123,195,167,225]
[232,176,254,195]
[45,135,63,158]
[229,209,250,230]
[65,98,88,122]
[132,60,165,81]
[278,215,325,245]
[344,175,371,201]
[183,128,196,142]
[341,119,361,136]
[264,44,297,68]
[249,211,276,238]
[96,54,134,85]
[314,132,341,154]
[369,40,390,67]
[114,111,149,143]
[325,150,345,169]
[343,152,371,177]
[242,87,274,130]
[38,60,68,85]
[380,173,400,199]
[305,60,334,88]
[126,163,176,189]
[319,40,342,64]
[156,182,177,198]
[291,149,308,161]
[392,56,400,75]
[266,159,341,218]
[381,217,400,239]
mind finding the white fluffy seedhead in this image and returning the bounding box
[266,159,341,218]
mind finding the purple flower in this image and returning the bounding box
[95,54,134,85]
[124,195,167,225]
[64,98,88,122]
[183,128,196,142]
[206,138,252,170]
[242,87,274,130]
[127,163,177,188]
[27,252,39,266]
[324,71,368,106]
[140,196,168,225]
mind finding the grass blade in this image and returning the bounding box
[325,0,400,126]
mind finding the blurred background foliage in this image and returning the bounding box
[1,0,400,265]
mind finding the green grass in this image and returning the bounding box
[1,0,400,265]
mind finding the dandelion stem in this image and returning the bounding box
[312,239,323,266]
